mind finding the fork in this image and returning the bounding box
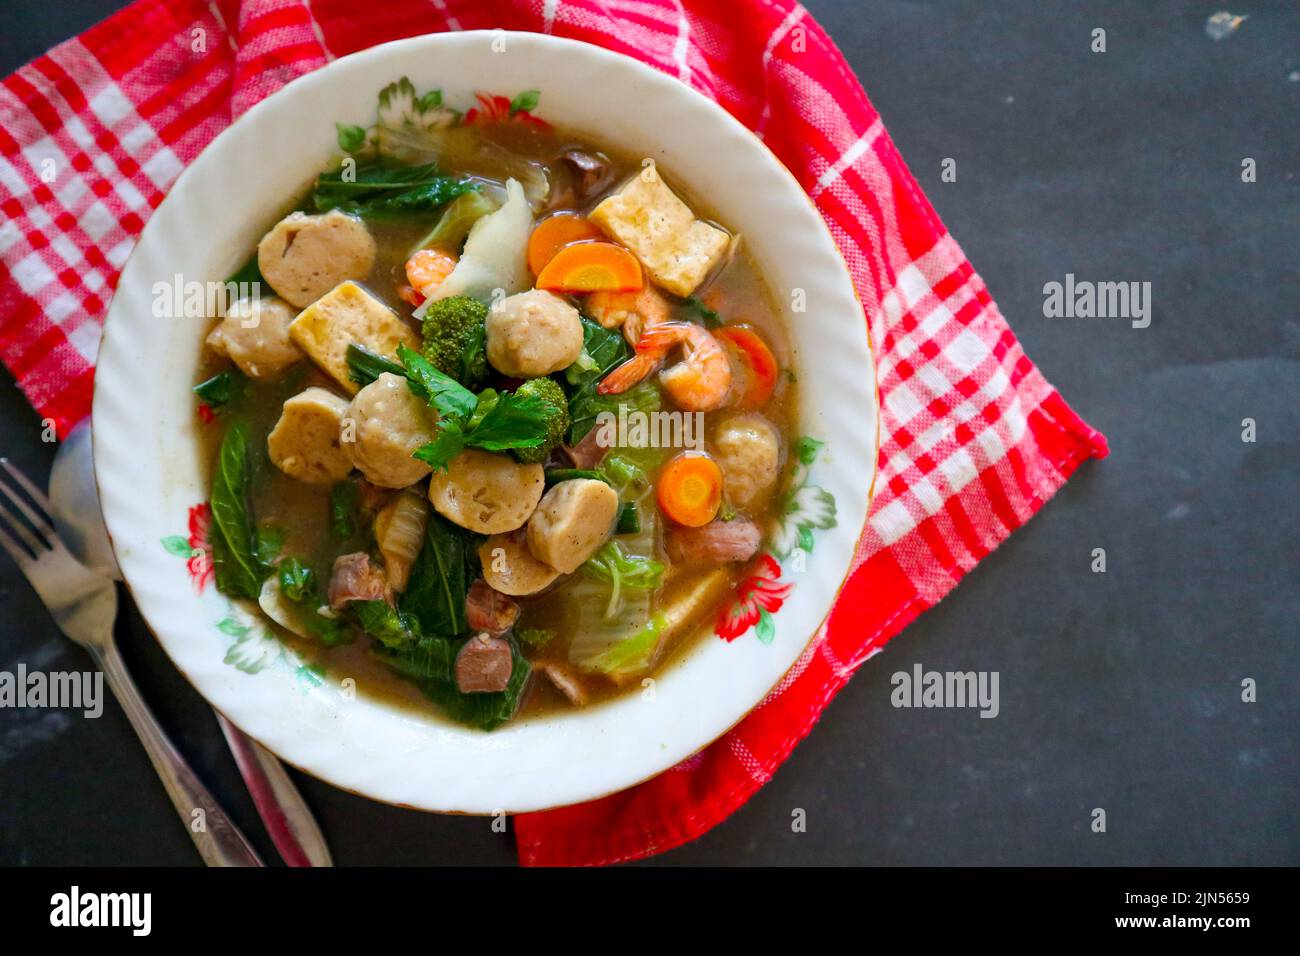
[0,458,263,866]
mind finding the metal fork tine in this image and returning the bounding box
[0,499,43,560]
[0,514,34,565]
[0,457,57,533]
[0,474,55,547]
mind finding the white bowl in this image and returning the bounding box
[93,31,877,814]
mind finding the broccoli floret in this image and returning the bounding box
[512,377,570,464]
[420,294,489,388]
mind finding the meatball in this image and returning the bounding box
[266,387,353,484]
[205,295,301,380]
[712,413,781,509]
[339,373,438,489]
[526,478,618,574]
[478,531,561,596]
[485,289,584,378]
[257,210,376,308]
[428,449,545,534]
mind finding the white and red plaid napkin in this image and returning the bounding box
[0,0,1108,865]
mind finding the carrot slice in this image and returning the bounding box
[715,325,779,409]
[527,214,604,275]
[656,452,723,528]
[536,241,643,293]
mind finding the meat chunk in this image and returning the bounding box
[478,531,562,596]
[327,552,391,609]
[340,372,438,489]
[485,289,584,378]
[588,167,729,297]
[539,661,590,706]
[526,478,618,574]
[465,579,520,636]
[258,210,376,308]
[205,295,301,380]
[428,449,545,534]
[288,280,419,394]
[560,149,613,200]
[266,387,354,484]
[713,413,781,509]
[562,425,608,470]
[455,633,515,693]
[665,518,762,565]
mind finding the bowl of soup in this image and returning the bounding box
[94,31,877,813]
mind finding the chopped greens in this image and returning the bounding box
[312,161,478,219]
[352,600,420,652]
[615,501,641,534]
[346,343,406,388]
[582,540,665,620]
[409,191,496,256]
[329,481,360,539]
[682,296,723,328]
[397,512,472,638]
[193,370,244,409]
[374,636,529,732]
[208,421,266,600]
[277,557,316,603]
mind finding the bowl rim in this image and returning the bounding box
[92,29,880,814]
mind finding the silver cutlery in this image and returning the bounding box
[47,423,332,867]
[0,454,262,866]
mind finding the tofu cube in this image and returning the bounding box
[288,281,419,393]
[589,169,730,298]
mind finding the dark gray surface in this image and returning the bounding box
[0,1,1295,866]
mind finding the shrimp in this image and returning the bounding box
[402,248,459,304]
[585,286,671,345]
[598,321,733,412]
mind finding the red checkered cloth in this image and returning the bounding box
[0,0,1107,865]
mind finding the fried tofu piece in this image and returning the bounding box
[589,168,730,297]
[266,387,353,484]
[288,281,419,394]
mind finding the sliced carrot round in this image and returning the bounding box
[656,452,723,528]
[535,241,643,293]
[715,325,779,409]
[527,214,605,276]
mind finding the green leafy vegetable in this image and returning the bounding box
[397,344,477,419]
[582,540,665,619]
[346,343,407,388]
[375,636,529,731]
[583,614,666,678]
[193,370,243,409]
[273,556,350,646]
[208,421,266,600]
[615,501,641,534]
[398,512,471,638]
[565,316,632,444]
[544,468,609,486]
[277,557,315,603]
[570,380,662,454]
[224,253,263,288]
[353,600,420,652]
[329,481,360,539]
[313,162,477,218]
[409,191,496,256]
[255,524,284,564]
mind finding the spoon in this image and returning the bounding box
[53,420,333,867]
